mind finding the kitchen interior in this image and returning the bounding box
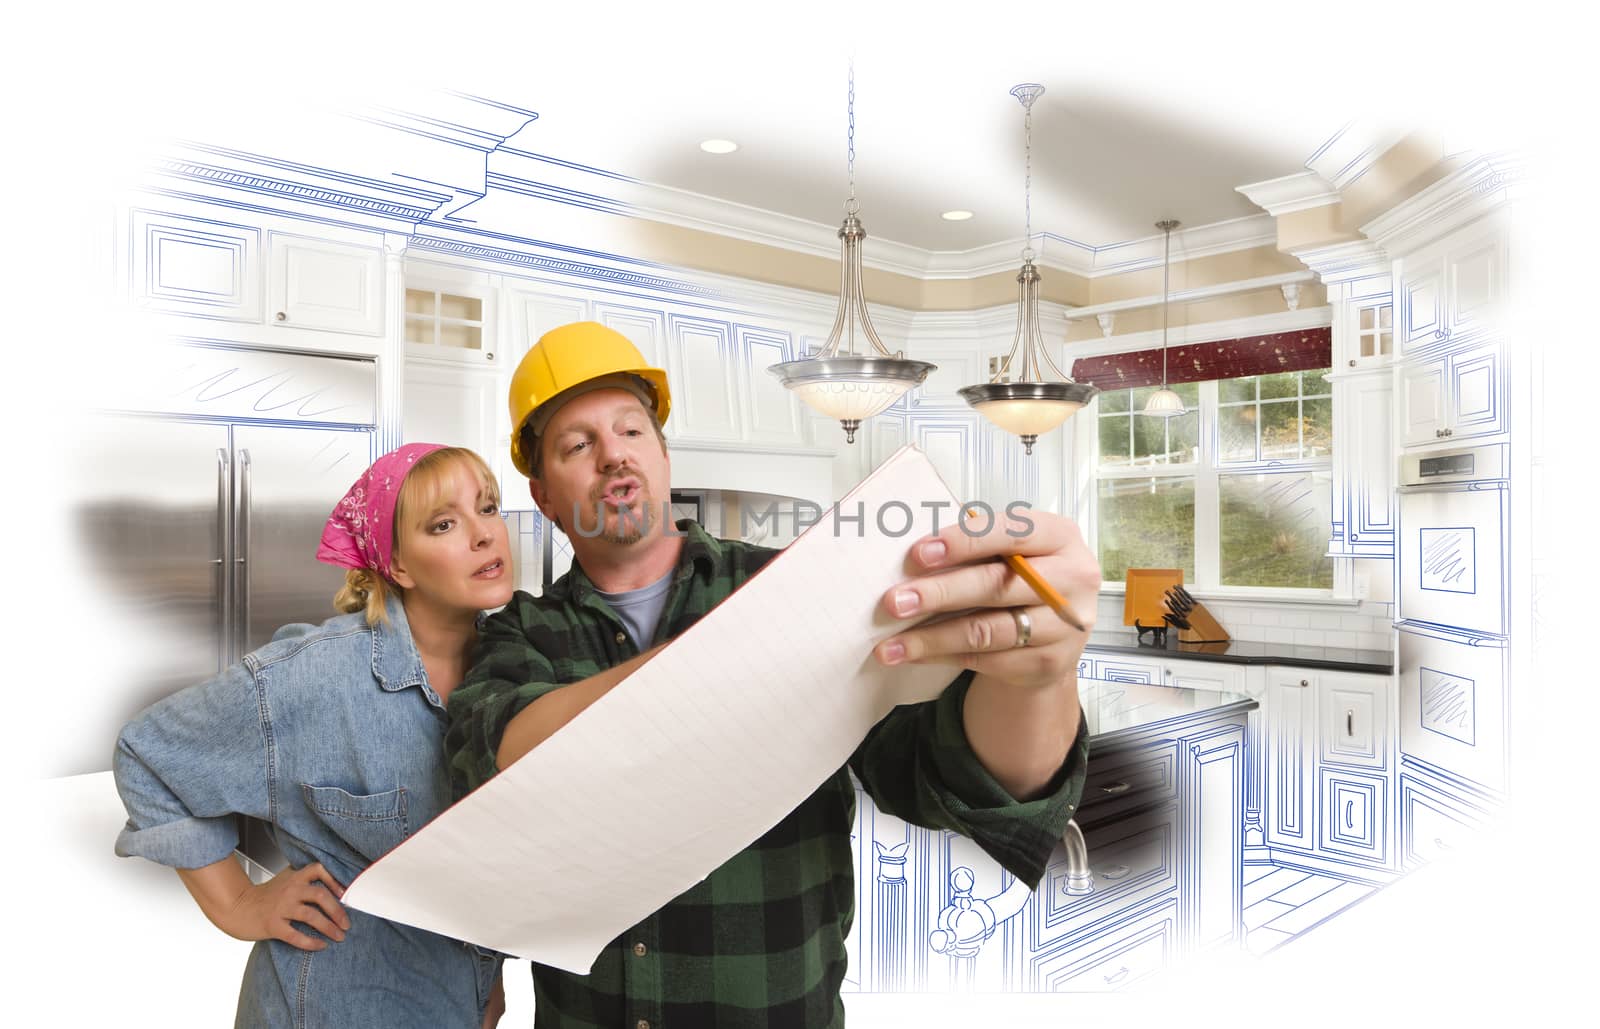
[20,9,1582,1025]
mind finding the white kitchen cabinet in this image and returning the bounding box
[1328,368,1395,556]
[1399,339,1505,448]
[402,359,504,465]
[1162,661,1247,695]
[666,315,742,442]
[403,264,499,366]
[267,232,385,336]
[1264,667,1396,872]
[129,208,264,323]
[1265,672,1316,852]
[1397,216,1506,353]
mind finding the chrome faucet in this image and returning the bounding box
[1059,819,1094,895]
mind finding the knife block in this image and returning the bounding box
[1168,599,1229,644]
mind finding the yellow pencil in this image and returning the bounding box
[965,509,1088,632]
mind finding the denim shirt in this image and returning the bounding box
[114,595,499,1028]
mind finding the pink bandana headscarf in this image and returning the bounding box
[316,443,448,583]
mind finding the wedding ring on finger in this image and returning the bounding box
[1011,608,1032,648]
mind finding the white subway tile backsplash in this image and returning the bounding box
[1251,610,1281,627]
[1323,630,1359,648]
[1341,614,1370,632]
[1264,627,1297,644]
[1309,611,1347,631]
[1293,629,1327,646]
[1231,625,1267,642]
[1357,631,1395,651]
[1280,611,1312,629]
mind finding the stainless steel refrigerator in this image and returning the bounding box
[67,342,377,779]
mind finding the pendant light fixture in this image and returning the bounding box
[958,84,1098,455]
[1142,219,1186,417]
[769,65,935,444]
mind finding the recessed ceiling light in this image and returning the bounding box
[700,139,739,154]
[941,210,974,221]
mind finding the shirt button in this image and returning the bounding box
[615,631,627,645]
[633,942,648,957]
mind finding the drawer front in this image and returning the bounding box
[1320,679,1387,769]
[1036,803,1177,947]
[1078,740,1179,824]
[1400,773,1486,869]
[1034,897,1179,992]
[1318,768,1389,863]
[1094,657,1163,685]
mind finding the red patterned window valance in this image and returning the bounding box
[1069,327,1332,391]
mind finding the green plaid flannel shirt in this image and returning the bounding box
[446,521,1089,1028]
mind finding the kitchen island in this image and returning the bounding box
[845,679,1257,994]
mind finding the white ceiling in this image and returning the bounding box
[47,0,1543,262]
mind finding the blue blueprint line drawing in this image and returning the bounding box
[1420,665,1477,746]
[1420,526,1476,593]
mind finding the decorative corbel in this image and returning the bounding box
[1280,283,1302,311]
[1095,312,1116,337]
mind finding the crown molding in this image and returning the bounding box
[1236,170,1341,216]
[1061,271,1316,321]
[1289,239,1391,282]
[617,176,1278,281]
[1360,151,1520,257]
[1305,120,1411,190]
[354,91,539,153]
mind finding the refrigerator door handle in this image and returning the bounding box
[238,448,253,655]
[216,447,232,670]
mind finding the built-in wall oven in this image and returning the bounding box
[1395,443,1510,795]
[1396,443,1509,638]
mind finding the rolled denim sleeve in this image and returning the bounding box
[849,670,1090,889]
[113,661,272,869]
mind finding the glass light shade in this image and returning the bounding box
[968,397,1084,436]
[1142,387,1187,417]
[958,381,1099,454]
[770,355,935,442]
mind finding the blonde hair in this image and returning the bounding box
[332,447,502,626]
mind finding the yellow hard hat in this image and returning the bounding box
[507,321,672,477]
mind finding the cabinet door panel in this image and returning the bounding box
[667,316,740,441]
[1266,675,1315,849]
[1401,257,1443,346]
[269,234,383,335]
[1348,375,1395,549]
[1400,773,1487,870]
[1450,343,1503,438]
[1319,675,1386,769]
[132,210,263,322]
[1318,768,1388,863]
[1401,358,1447,447]
[1447,230,1503,338]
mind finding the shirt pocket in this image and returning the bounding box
[300,784,409,864]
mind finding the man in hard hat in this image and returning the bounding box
[446,320,1095,1026]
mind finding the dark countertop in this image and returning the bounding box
[1083,629,1393,675]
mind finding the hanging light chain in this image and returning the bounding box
[1023,94,1033,259]
[845,62,857,216]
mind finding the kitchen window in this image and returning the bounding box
[1089,369,1333,592]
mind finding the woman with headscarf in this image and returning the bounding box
[113,444,514,1028]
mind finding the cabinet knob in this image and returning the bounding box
[486,352,494,361]
[1348,359,1357,367]
[275,312,287,322]
[1444,428,1453,437]
[1300,679,1310,687]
